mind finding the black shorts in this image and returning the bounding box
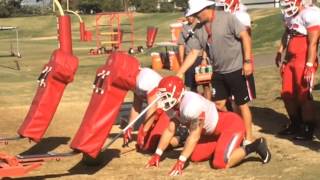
[212,69,256,105]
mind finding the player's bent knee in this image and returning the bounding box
[212,159,227,169]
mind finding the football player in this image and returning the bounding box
[146,76,271,176]
[275,0,320,140]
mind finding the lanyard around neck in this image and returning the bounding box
[204,10,215,44]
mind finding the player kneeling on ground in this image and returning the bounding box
[122,68,188,152]
[146,76,271,176]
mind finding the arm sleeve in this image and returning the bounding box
[177,28,186,45]
[303,9,320,31]
[181,97,204,121]
[188,28,203,50]
[136,68,162,94]
[236,11,251,28]
[230,14,246,39]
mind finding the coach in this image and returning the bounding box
[177,0,255,142]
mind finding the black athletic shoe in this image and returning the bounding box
[278,124,299,136]
[255,138,271,164]
[294,123,315,141]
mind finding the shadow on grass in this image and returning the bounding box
[222,157,262,169]
[251,105,320,152]
[13,148,121,180]
[19,137,70,155]
[116,101,146,130]
[313,83,320,91]
[0,63,19,71]
[0,55,21,70]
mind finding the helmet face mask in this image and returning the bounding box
[220,0,240,13]
[280,0,301,17]
[157,90,178,111]
[156,76,185,112]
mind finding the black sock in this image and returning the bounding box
[288,114,301,128]
[244,138,260,155]
[304,122,315,132]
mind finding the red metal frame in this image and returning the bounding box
[0,136,24,145]
[0,151,77,178]
[95,12,134,51]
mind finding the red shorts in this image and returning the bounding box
[281,36,317,102]
[190,112,245,169]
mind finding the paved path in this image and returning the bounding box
[243,0,278,9]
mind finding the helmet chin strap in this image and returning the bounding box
[223,0,236,13]
[224,4,231,12]
[177,88,185,102]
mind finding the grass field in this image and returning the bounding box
[0,8,320,180]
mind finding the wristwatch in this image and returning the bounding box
[306,62,313,67]
[244,59,251,64]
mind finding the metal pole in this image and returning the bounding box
[102,96,161,151]
[275,0,280,8]
[15,28,21,58]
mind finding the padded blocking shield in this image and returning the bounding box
[107,52,140,90]
[18,15,78,142]
[18,50,78,142]
[70,52,140,158]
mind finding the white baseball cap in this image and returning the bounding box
[185,0,215,17]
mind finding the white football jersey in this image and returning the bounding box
[284,6,320,35]
[134,68,162,98]
[178,91,219,134]
[234,5,251,27]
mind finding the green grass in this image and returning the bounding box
[0,9,287,107]
[1,10,320,179]
[252,12,284,54]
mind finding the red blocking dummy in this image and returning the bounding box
[70,52,140,158]
[146,26,158,48]
[80,22,85,41]
[18,15,78,142]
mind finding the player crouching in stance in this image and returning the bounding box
[146,76,271,176]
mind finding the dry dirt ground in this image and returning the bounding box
[1,54,320,180]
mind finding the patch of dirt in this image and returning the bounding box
[1,54,320,179]
[250,8,280,21]
[0,100,320,179]
[30,36,57,41]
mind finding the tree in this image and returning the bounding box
[160,2,175,12]
[0,2,11,17]
[174,0,188,10]
[100,0,123,12]
[77,0,102,14]
[130,0,142,9]
[0,0,22,18]
[138,0,157,13]
[123,0,128,11]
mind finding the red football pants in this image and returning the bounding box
[282,36,317,103]
[138,111,170,152]
[190,112,245,169]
